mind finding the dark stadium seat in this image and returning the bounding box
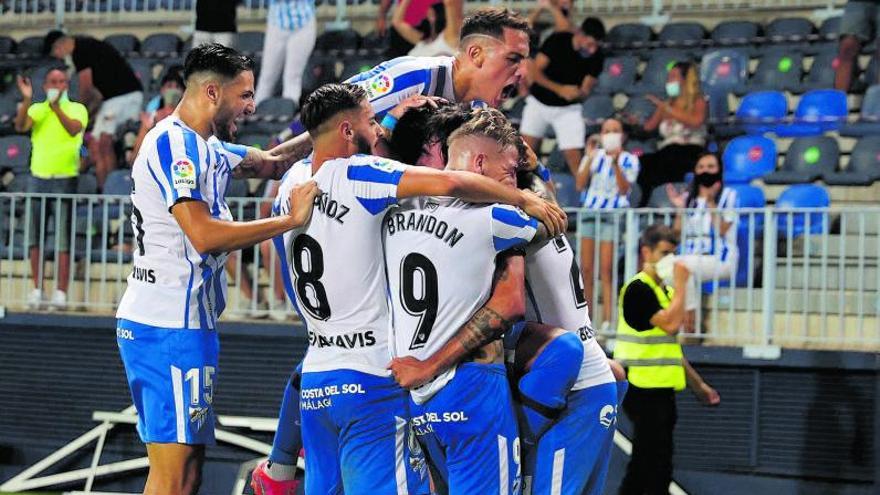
[340,56,383,81]
[581,95,614,133]
[860,57,878,92]
[605,23,653,51]
[621,95,658,127]
[76,173,98,195]
[360,31,390,55]
[775,184,829,238]
[0,135,31,174]
[647,182,685,208]
[595,55,638,95]
[247,97,297,133]
[817,16,841,42]
[763,136,838,184]
[748,49,804,93]
[104,169,133,196]
[736,90,788,134]
[237,132,273,151]
[104,34,139,56]
[840,85,880,136]
[140,33,181,57]
[545,146,567,173]
[823,136,880,186]
[624,138,657,158]
[722,135,777,183]
[16,36,44,58]
[776,89,847,137]
[631,49,692,95]
[701,49,749,95]
[0,36,16,55]
[765,17,815,51]
[658,22,706,49]
[237,31,265,57]
[710,20,760,52]
[315,29,361,54]
[301,55,340,100]
[128,58,156,92]
[552,172,580,208]
[802,45,839,90]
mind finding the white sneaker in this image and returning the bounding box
[48,290,67,310]
[26,289,42,309]
[269,299,288,322]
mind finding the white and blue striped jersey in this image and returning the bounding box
[524,235,615,391]
[383,197,538,404]
[117,117,247,329]
[345,56,456,120]
[272,154,410,377]
[268,0,315,31]
[581,150,640,210]
[681,188,739,262]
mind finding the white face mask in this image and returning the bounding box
[665,81,681,98]
[655,253,677,285]
[46,88,67,102]
[601,132,623,153]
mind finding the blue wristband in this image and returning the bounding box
[381,114,398,131]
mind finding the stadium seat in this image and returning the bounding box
[605,23,653,51]
[552,172,580,208]
[315,29,361,54]
[237,31,265,57]
[360,31,390,55]
[104,169,132,196]
[301,55,339,100]
[722,135,777,183]
[632,50,692,95]
[595,55,638,95]
[710,20,760,51]
[128,58,156,92]
[775,184,829,238]
[227,178,249,199]
[701,49,749,95]
[823,136,880,186]
[247,97,297,134]
[16,36,44,58]
[801,45,839,90]
[765,17,815,51]
[775,89,847,136]
[140,33,181,57]
[0,135,31,174]
[0,36,16,55]
[735,90,788,134]
[647,182,685,208]
[763,136,838,184]
[658,22,706,49]
[840,84,880,136]
[621,95,658,126]
[340,56,384,81]
[748,49,804,93]
[581,95,614,133]
[545,146,567,173]
[76,173,98,195]
[624,139,657,157]
[237,133,273,151]
[104,34,139,56]
[818,16,841,42]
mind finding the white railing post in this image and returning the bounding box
[54,0,65,28]
[761,206,777,347]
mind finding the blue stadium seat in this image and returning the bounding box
[581,95,614,133]
[765,17,815,52]
[823,136,880,186]
[840,84,880,136]
[0,135,31,174]
[748,49,804,93]
[775,184,829,238]
[632,50,692,95]
[658,22,706,49]
[722,135,777,183]
[775,89,847,137]
[552,172,580,208]
[104,34,139,56]
[710,20,760,51]
[763,136,839,184]
[606,23,653,51]
[735,90,788,134]
[16,36,44,58]
[595,56,638,95]
[76,173,98,195]
[701,49,749,95]
[818,16,841,42]
[0,36,15,55]
[802,45,839,90]
[140,33,181,57]
[237,31,265,57]
[104,169,132,196]
[621,95,658,126]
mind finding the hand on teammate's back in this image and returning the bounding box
[521,189,567,235]
[288,180,321,228]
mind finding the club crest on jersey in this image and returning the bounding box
[363,74,393,99]
[172,159,196,189]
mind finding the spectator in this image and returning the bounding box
[13,68,88,310]
[526,0,573,33]
[44,31,144,190]
[192,0,238,49]
[576,117,639,329]
[521,17,606,176]
[667,152,738,322]
[379,0,441,57]
[132,66,184,158]
[634,61,707,205]
[254,0,317,106]
[393,0,463,57]
[835,0,880,91]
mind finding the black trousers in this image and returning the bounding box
[618,385,677,495]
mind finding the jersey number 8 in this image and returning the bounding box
[291,234,332,321]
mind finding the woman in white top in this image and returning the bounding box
[393,0,462,57]
[577,118,640,327]
[667,152,739,316]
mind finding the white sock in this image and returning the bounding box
[266,461,298,481]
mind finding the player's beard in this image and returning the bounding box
[355,133,373,155]
[214,117,236,142]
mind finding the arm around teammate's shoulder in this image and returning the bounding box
[171,180,320,255]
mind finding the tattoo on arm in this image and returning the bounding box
[457,305,516,355]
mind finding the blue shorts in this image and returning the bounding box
[299,369,430,495]
[116,319,219,445]
[529,381,618,495]
[412,363,522,495]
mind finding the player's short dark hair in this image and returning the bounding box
[183,43,254,82]
[43,30,67,55]
[388,100,452,164]
[579,17,606,41]
[460,8,531,42]
[300,83,367,133]
[426,104,477,163]
[641,224,678,250]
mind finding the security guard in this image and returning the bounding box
[614,224,720,495]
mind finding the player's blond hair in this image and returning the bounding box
[447,107,519,152]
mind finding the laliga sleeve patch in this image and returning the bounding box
[172,159,197,189]
[361,74,394,99]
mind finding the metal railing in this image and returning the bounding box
[1,192,878,350]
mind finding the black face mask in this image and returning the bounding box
[695,171,722,187]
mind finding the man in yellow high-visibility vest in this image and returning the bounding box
[614,223,720,495]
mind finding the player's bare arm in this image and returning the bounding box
[172,180,320,254]
[232,145,298,180]
[389,252,527,389]
[265,131,314,168]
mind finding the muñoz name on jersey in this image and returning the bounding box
[345,56,456,119]
[272,154,410,377]
[384,198,538,403]
[117,117,247,329]
[524,236,615,390]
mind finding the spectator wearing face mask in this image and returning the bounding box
[133,66,185,157]
[631,61,707,206]
[576,117,640,329]
[666,152,738,324]
[13,67,88,310]
[521,17,606,176]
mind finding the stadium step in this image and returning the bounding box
[711,288,879,316]
[773,263,879,291]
